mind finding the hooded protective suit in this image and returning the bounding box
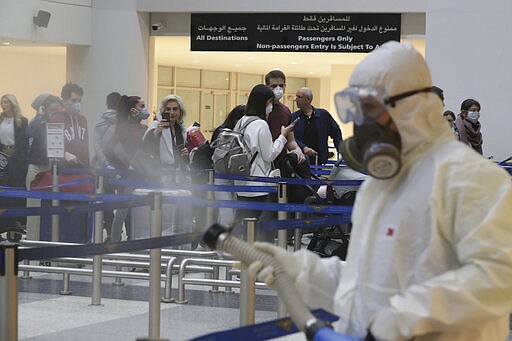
[288,42,512,340]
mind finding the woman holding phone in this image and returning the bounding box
[234,84,295,241]
[141,94,189,183]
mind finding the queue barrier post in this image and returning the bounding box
[148,191,163,340]
[91,174,104,306]
[0,244,18,341]
[205,169,215,230]
[51,160,59,243]
[277,182,288,318]
[239,218,256,326]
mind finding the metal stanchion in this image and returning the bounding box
[148,191,163,340]
[60,272,72,295]
[205,169,215,229]
[22,259,31,279]
[294,211,303,251]
[239,218,256,326]
[51,161,59,243]
[0,244,18,341]
[112,264,125,286]
[277,182,288,318]
[91,175,104,306]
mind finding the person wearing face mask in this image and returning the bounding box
[247,42,512,340]
[234,84,295,242]
[48,82,89,166]
[455,98,483,154]
[265,69,305,168]
[104,95,148,242]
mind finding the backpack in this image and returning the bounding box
[190,141,214,170]
[210,116,260,175]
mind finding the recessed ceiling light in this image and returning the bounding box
[247,57,255,60]
[198,52,207,55]
[308,71,315,74]
[291,61,298,65]
[3,41,10,46]
[236,64,243,67]
[192,60,200,63]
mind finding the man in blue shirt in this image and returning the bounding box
[292,87,343,165]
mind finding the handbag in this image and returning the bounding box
[0,151,9,181]
[30,170,94,193]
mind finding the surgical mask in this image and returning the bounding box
[68,102,80,114]
[466,111,480,123]
[272,86,284,100]
[265,103,273,115]
[137,108,150,120]
[340,120,402,179]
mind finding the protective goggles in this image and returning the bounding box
[334,86,433,125]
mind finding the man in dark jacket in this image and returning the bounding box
[292,87,343,165]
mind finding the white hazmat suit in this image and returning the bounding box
[279,42,512,340]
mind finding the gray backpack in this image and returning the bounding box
[210,116,260,175]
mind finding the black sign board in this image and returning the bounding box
[191,13,401,53]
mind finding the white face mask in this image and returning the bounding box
[265,103,273,115]
[272,86,284,100]
[68,102,80,114]
[466,111,480,123]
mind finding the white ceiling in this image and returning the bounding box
[154,36,425,78]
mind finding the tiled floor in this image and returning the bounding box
[14,264,512,341]
[16,266,298,341]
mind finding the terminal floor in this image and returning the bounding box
[17,268,305,341]
[16,269,512,341]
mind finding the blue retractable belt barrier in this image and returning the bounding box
[190,309,339,341]
[17,232,200,262]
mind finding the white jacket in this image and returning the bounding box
[144,117,187,167]
[290,42,512,340]
[234,115,286,197]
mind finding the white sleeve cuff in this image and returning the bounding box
[370,307,404,341]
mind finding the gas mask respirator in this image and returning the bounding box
[340,119,402,179]
[335,85,433,179]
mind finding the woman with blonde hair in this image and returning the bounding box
[0,94,29,235]
[141,94,189,181]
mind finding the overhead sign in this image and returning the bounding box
[46,123,65,158]
[191,13,401,53]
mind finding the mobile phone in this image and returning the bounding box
[291,117,300,125]
[161,112,170,121]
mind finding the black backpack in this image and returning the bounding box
[190,142,214,170]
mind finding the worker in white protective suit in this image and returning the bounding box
[249,41,512,340]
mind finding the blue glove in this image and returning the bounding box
[313,327,363,341]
